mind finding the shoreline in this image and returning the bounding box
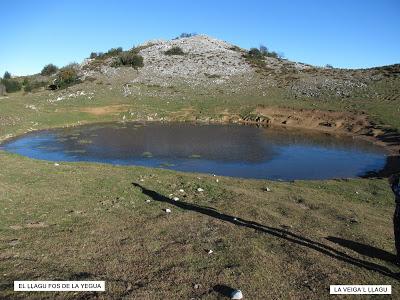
[1,106,399,155]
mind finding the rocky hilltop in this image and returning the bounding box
[73,34,399,99]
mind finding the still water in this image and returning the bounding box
[0,122,388,180]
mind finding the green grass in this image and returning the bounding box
[0,71,399,299]
[0,153,398,299]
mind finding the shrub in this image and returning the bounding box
[24,83,32,92]
[325,64,334,69]
[268,51,279,58]
[55,66,79,88]
[89,52,98,59]
[112,52,144,69]
[3,71,11,79]
[164,46,185,55]
[2,79,21,93]
[245,45,284,65]
[106,47,123,56]
[41,64,58,76]
[259,45,269,55]
[248,48,263,58]
[24,80,48,92]
[178,33,197,38]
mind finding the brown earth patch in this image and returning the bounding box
[78,105,132,116]
[240,106,400,155]
[168,107,197,121]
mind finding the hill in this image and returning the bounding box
[1,35,399,152]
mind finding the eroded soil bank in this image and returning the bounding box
[239,106,400,156]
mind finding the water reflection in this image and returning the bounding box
[1,122,389,180]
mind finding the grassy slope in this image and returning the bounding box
[0,67,399,299]
[0,153,398,299]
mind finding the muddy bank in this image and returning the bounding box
[239,106,400,156]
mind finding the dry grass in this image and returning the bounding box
[0,153,398,299]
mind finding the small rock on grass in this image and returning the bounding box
[197,188,204,192]
[54,163,60,166]
[231,289,243,299]
[165,208,171,213]
[173,197,179,201]
[265,187,271,192]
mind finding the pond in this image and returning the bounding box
[0,122,389,180]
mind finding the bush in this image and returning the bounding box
[112,52,144,69]
[3,71,11,79]
[41,64,58,76]
[164,46,185,55]
[55,66,79,88]
[325,64,334,69]
[89,52,98,59]
[248,48,263,58]
[178,33,197,38]
[259,45,268,55]
[24,83,32,92]
[106,47,123,56]
[2,79,21,93]
[24,80,48,92]
[246,46,283,60]
[268,51,279,58]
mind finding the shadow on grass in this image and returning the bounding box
[326,236,397,263]
[132,182,399,280]
[213,284,237,298]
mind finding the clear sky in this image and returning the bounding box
[1,0,399,76]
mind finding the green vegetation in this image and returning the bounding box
[0,152,398,299]
[3,71,11,79]
[40,63,58,76]
[165,46,185,55]
[106,47,123,56]
[89,47,123,61]
[89,52,98,59]
[112,51,144,69]
[1,78,21,93]
[244,45,283,67]
[23,82,32,93]
[23,80,48,93]
[0,71,21,93]
[54,65,80,89]
[177,32,197,39]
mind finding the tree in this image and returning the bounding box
[2,79,21,93]
[179,33,197,38]
[259,45,268,55]
[3,71,11,79]
[54,66,79,88]
[248,48,263,58]
[41,64,58,76]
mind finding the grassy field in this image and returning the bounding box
[0,75,399,299]
[0,153,398,299]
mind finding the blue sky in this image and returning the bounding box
[1,0,399,76]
